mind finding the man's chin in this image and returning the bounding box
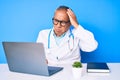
[55,33,62,37]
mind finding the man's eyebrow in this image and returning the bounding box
[54,18,70,22]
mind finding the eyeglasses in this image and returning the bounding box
[52,18,70,27]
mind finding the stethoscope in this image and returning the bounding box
[48,27,74,51]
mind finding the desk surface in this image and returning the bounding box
[0,63,120,80]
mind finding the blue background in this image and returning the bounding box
[0,0,120,63]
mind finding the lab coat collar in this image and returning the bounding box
[50,28,70,47]
[49,29,58,48]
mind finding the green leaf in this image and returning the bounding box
[72,61,82,68]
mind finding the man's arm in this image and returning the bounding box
[67,9,98,52]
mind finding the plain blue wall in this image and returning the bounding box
[0,0,120,63]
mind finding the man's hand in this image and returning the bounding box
[46,59,48,64]
[67,9,79,29]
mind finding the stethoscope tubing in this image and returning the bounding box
[48,28,74,50]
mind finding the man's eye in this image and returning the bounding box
[61,22,66,24]
[55,20,60,22]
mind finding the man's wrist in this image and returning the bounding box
[74,23,79,29]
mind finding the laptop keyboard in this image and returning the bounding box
[48,66,63,75]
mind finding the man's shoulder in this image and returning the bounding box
[39,29,51,33]
[38,29,51,36]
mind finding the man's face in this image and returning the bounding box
[53,10,71,36]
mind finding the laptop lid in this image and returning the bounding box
[2,42,63,76]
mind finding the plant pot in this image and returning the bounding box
[72,67,83,79]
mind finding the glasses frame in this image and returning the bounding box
[52,18,70,27]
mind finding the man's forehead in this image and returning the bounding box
[54,10,69,19]
[55,9,67,13]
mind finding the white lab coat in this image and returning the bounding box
[37,25,98,65]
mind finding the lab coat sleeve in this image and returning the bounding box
[36,31,42,43]
[74,25,98,52]
[36,29,50,49]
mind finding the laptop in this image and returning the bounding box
[2,42,63,76]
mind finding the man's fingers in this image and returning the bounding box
[67,9,79,28]
[67,9,74,16]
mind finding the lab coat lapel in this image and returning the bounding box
[50,29,58,48]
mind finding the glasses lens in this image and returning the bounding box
[53,19,58,25]
[61,22,67,26]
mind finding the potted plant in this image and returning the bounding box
[72,61,83,78]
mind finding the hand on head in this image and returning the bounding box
[67,9,79,29]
